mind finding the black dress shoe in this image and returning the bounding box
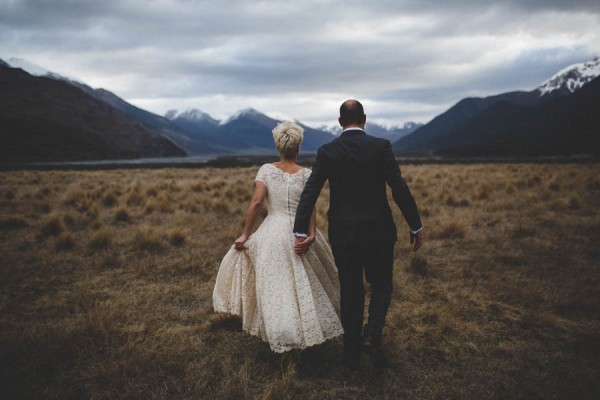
[362,327,388,368]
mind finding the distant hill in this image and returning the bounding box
[85,89,222,154]
[316,121,422,142]
[0,64,185,162]
[3,58,337,157]
[437,75,600,156]
[164,108,336,154]
[394,58,600,156]
[393,90,542,154]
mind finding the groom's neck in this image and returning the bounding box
[341,123,364,130]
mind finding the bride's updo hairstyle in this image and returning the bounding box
[272,121,304,160]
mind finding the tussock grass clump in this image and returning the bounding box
[408,255,429,277]
[586,179,600,191]
[33,200,52,213]
[165,180,182,193]
[144,195,171,214]
[62,212,77,228]
[548,181,561,191]
[114,207,130,222]
[126,191,146,207]
[432,221,467,239]
[191,182,207,192]
[550,198,576,211]
[528,176,542,187]
[89,227,113,249]
[90,218,103,230]
[260,363,298,400]
[40,215,65,237]
[180,198,200,213]
[568,197,582,210]
[54,232,75,251]
[445,196,470,207]
[146,187,158,197]
[36,187,51,198]
[133,226,164,251]
[203,198,231,214]
[225,187,237,198]
[64,189,86,206]
[101,191,118,208]
[144,198,157,214]
[156,194,172,213]
[86,203,100,218]
[511,224,536,239]
[168,227,187,246]
[0,218,28,230]
[207,180,226,191]
[63,189,96,212]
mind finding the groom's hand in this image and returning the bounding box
[410,230,423,252]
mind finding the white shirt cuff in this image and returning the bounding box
[294,233,308,238]
[411,227,423,235]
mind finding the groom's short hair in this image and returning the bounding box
[339,99,366,126]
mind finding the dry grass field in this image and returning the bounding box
[1,163,599,399]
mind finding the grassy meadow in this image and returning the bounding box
[0,163,599,399]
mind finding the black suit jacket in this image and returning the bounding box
[294,129,421,248]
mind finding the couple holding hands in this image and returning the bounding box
[213,99,423,369]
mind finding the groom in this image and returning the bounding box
[293,99,423,368]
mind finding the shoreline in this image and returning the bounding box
[0,154,597,171]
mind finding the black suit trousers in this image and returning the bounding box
[331,240,394,355]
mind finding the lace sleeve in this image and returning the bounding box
[255,164,269,184]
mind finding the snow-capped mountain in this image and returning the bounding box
[315,124,341,135]
[165,108,220,125]
[366,121,423,142]
[317,121,422,142]
[538,57,600,96]
[223,108,268,125]
[395,57,600,156]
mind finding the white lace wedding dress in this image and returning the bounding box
[213,163,343,353]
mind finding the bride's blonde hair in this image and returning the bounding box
[272,121,304,160]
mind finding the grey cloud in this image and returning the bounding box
[1,0,599,125]
[366,0,600,12]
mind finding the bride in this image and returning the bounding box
[213,121,343,353]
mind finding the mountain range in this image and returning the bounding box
[394,58,600,156]
[1,57,420,162]
[316,121,422,142]
[1,56,599,162]
[162,107,339,155]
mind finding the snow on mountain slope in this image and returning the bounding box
[538,57,600,96]
[5,57,85,84]
[165,108,219,124]
[223,108,266,124]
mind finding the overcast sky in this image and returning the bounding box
[2,0,599,127]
